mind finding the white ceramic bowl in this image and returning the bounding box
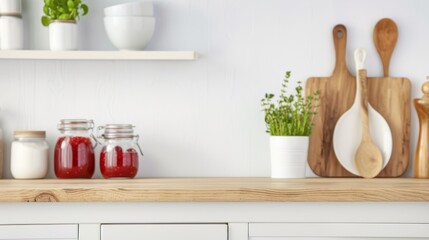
[104,16,155,51]
[0,0,21,14]
[104,1,154,17]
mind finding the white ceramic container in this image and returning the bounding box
[0,0,21,14]
[10,131,49,179]
[49,20,78,50]
[0,15,23,50]
[104,1,154,17]
[104,16,155,51]
[270,136,309,178]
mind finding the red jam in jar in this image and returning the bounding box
[54,136,95,178]
[100,146,138,178]
[97,124,143,179]
[54,119,96,179]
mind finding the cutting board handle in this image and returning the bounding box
[332,24,349,75]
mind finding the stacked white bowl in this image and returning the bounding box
[104,1,155,51]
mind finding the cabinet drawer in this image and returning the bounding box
[249,223,429,239]
[0,224,78,240]
[101,224,227,240]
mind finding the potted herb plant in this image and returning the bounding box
[261,71,319,178]
[41,0,88,50]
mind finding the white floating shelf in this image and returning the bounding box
[0,50,198,60]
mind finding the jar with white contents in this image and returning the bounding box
[10,131,49,179]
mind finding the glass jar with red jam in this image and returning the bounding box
[97,124,143,179]
[54,119,97,179]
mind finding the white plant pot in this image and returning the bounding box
[49,21,77,51]
[270,136,309,178]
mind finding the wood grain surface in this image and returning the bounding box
[367,77,411,177]
[373,18,398,77]
[306,23,411,177]
[369,19,411,177]
[306,24,356,177]
[0,178,429,202]
[355,70,383,179]
[414,82,429,178]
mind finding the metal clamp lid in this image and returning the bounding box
[97,124,144,155]
[58,119,99,148]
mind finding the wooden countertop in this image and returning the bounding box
[0,178,429,202]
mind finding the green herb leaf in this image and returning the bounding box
[58,13,71,20]
[261,71,320,136]
[43,5,50,15]
[67,0,74,8]
[81,4,88,15]
[41,16,51,26]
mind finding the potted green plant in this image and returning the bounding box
[261,71,319,178]
[41,0,88,50]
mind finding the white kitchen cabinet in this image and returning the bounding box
[249,223,429,239]
[0,224,78,240]
[101,224,227,240]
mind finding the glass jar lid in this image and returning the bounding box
[58,119,94,131]
[14,130,46,139]
[99,124,136,139]
[98,124,144,155]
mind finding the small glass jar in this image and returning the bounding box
[98,124,143,178]
[54,119,96,179]
[11,131,49,179]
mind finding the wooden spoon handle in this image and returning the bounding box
[358,69,370,142]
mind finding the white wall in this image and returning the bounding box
[0,0,427,178]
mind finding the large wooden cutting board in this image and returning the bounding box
[306,24,356,177]
[306,25,411,177]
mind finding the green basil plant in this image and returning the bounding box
[41,0,88,26]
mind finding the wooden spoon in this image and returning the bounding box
[374,18,398,77]
[354,49,383,178]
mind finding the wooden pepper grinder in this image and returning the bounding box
[414,78,429,178]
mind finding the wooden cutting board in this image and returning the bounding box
[306,24,357,177]
[366,77,410,177]
[369,18,411,177]
[306,24,411,177]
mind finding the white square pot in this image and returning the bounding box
[49,21,77,51]
[270,136,309,178]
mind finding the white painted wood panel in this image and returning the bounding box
[79,224,101,240]
[0,203,428,225]
[1,0,428,178]
[249,223,429,238]
[0,224,77,239]
[101,224,227,240]
[229,223,249,240]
